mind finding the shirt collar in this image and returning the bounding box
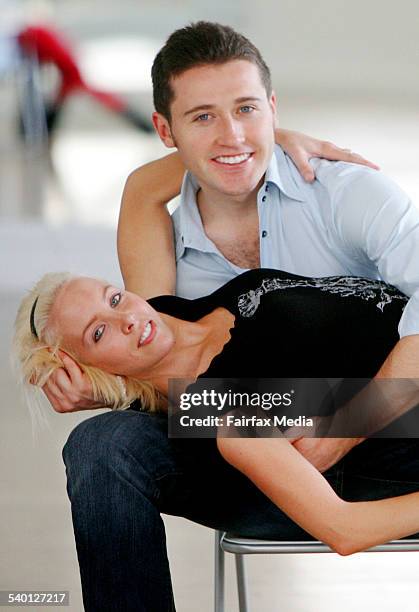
[264,145,305,202]
[177,172,217,253]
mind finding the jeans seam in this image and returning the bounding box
[106,438,166,502]
[335,464,344,497]
[345,473,419,486]
[105,413,179,485]
[154,470,184,482]
[153,471,185,504]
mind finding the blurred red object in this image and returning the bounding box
[17,25,153,133]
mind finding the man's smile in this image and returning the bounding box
[211,152,254,166]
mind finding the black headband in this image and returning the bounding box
[30,296,39,339]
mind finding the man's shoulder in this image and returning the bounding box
[311,158,378,184]
[310,159,407,204]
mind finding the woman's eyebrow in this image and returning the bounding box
[82,284,112,345]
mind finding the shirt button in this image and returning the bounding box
[265,184,269,192]
[262,196,267,202]
[262,230,268,238]
[181,236,184,243]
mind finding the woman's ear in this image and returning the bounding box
[152,112,176,148]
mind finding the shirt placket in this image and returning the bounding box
[258,183,271,266]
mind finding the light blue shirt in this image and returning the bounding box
[172,145,419,338]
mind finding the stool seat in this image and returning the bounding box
[215,531,419,612]
[221,533,419,554]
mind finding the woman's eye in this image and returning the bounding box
[93,325,105,343]
[110,292,122,307]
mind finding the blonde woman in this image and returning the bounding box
[14,266,419,610]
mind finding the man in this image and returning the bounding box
[49,22,419,611]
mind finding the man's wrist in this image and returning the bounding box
[345,436,365,450]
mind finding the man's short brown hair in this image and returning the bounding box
[151,21,272,121]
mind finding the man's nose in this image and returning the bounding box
[216,115,245,147]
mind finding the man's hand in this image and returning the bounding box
[275,128,380,183]
[286,415,363,472]
[291,437,362,473]
[39,351,105,413]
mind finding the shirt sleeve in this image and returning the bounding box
[320,163,419,338]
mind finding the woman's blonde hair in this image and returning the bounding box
[12,272,158,412]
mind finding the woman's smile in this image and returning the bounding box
[138,320,156,347]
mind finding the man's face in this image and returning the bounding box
[153,60,277,200]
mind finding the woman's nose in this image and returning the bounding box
[120,313,137,334]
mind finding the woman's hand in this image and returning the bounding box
[39,352,104,413]
[275,128,379,182]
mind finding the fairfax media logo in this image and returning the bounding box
[226,413,312,428]
[178,413,314,428]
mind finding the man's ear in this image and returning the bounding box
[152,112,176,148]
[269,91,279,128]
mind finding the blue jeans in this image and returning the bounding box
[62,408,419,612]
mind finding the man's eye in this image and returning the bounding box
[195,113,210,122]
[93,325,105,343]
[110,292,122,307]
[240,105,254,113]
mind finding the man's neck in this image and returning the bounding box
[196,182,261,228]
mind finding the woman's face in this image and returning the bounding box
[47,277,175,378]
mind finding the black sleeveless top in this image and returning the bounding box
[148,268,407,379]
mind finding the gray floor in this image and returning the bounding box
[1,90,419,610]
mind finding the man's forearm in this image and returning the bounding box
[328,335,419,438]
[117,153,185,298]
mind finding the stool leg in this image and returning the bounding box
[214,531,225,612]
[235,554,250,612]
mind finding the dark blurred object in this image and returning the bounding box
[16,25,154,136]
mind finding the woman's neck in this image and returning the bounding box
[141,308,235,397]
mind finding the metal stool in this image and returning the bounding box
[214,530,419,612]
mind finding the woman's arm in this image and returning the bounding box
[274,128,379,181]
[217,435,419,556]
[117,132,378,299]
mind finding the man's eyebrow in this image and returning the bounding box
[82,284,112,345]
[183,104,215,117]
[234,96,263,104]
[183,97,263,117]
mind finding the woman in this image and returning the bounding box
[13,266,419,556]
